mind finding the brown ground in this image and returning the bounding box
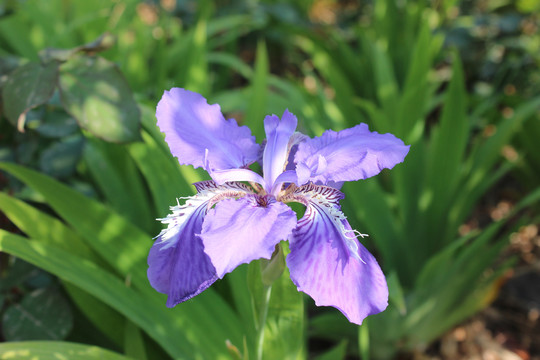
[419,223,540,360]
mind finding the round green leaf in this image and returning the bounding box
[39,135,85,178]
[58,56,141,143]
[35,110,79,138]
[2,287,73,341]
[2,61,59,130]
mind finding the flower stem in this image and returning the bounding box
[255,284,272,360]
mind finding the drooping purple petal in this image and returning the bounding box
[262,110,297,193]
[156,88,260,171]
[147,181,250,307]
[286,184,388,325]
[294,123,410,185]
[200,195,297,278]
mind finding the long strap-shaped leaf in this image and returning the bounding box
[0,162,243,358]
[0,231,194,358]
[0,341,133,360]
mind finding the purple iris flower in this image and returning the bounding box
[147,88,410,325]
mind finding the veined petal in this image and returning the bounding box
[294,123,410,185]
[147,181,250,307]
[156,88,260,171]
[285,184,388,325]
[262,110,297,191]
[200,195,297,278]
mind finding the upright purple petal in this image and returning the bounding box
[147,181,250,307]
[200,195,297,278]
[156,88,260,171]
[286,184,388,325]
[294,123,410,185]
[262,110,297,193]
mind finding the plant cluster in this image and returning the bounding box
[0,0,539,359]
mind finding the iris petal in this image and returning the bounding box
[286,184,388,325]
[156,88,260,171]
[200,195,297,278]
[147,181,250,307]
[262,110,297,192]
[294,123,410,185]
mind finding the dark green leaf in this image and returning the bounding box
[2,61,58,130]
[39,135,84,178]
[314,340,348,360]
[35,110,79,138]
[58,56,140,143]
[2,287,73,341]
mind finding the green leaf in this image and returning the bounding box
[35,110,79,138]
[63,283,125,347]
[0,341,134,360]
[261,245,305,360]
[83,136,153,233]
[245,39,269,141]
[0,231,193,358]
[183,2,211,95]
[386,272,406,315]
[0,258,38,292]
[0,192,96,261]
[124,320,147,360]
[39,135,85,178]
[58,56,141,143]
[0,162,244,358]
[371,41,399,131]
[314,340,348,360]
[128,131,193,219]
[1,61,58,130]
[2,287,73,341]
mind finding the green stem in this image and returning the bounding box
[255,284,272,360]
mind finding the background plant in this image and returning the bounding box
[1,0,539,359]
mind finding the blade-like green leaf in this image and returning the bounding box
[261,244,305,360]
[84,137,153,233]
[182,1,211,95]
[128,131,194,219]
[245,39,269,141]
[63,283,125,348]
[0,162,244,358]
[124,320,147,360]
[0,192,95,261]
[0,231,194,358]
[0,341,134,360]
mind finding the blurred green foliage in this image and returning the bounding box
[1,0,539,359]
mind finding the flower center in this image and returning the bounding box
[255,194,273,208]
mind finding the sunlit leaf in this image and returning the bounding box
[0,341,133,360]
[58,56,140,143]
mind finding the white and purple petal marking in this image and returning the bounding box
[147,181,251,307]
[149,88,409,324]
[283,184,388,325]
